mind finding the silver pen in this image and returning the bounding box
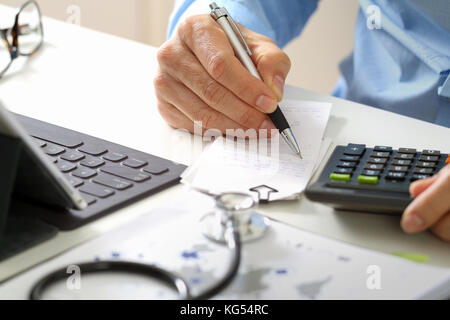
[209,2,303,158]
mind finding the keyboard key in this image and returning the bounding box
[344,144,366,156]
[337,161,357,169]
[93,174,133,191]
[415,161,436,168]
[370,152,390,158]
[43,144,65,156]
[413,167,434,175]
[388,166,409,173]
[364,164,384,171]
[421,150,440,156]
[103,152,128,162]
[101,165,151,182]
[367,157,388,165]
[78,145,108,156]
[81,157,106,168]
[34,138,47,148]
[418,155,439,162]
[61,151,85,162]
[47,156,57,164]
[386,172,406,181]
[72,167,98,179]
[394,153,414,160]
[29,132,83,148]
[79,183,115,199]
[333,168,353,175]
[330,173,351,182]
[82,194,97,206]
[411,174,431,182]
[123,158,148,169]
[67,176,84,188]
[391,159,412,166]
[398,148,416,155]
[358,175,378,185]
[57,161,77,173]
[340,155,360,162]
[362,170,381,177]
[143,164,169,175]
[373,146,392,153]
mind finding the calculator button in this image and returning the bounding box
[367,157,388,165]
[373,146,392,153]
[67,176,84,188]
[391,159,412,166]
[398,148,417,155]
[340,155,360,162]
[57,161,77,173]
[415,161,436,168]
[330,173,351,182]
[334,168,353,175]
[388,166,409,173]
[411,174,431,182]
[93,174,133,191]
[386,172,406,181]
[362,170,381,177]
[43,144,66,156]
[394,153,414,160]
[364,164,384,171]
[418,155,439,162]
[413,167,434,175]
[337,161,357,169]
[358,175,378,185]
[78,145,108,156]
[370,152,390,158]
[344,144,366,156]
[421,150,440,156]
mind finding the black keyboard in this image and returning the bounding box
[14,114,187,230]
[305,144,449,214]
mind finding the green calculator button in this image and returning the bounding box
[358,175,379,185]
[330,173,351,182]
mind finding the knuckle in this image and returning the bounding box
[196,110,219,129]
[157,42,176,65]
[207,52,227,80]
[238,109,255,128]
[202,79,225,106]
[153,72,170,92]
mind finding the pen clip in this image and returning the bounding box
[209,2,253,57]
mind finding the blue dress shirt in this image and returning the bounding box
[168,0,450,127]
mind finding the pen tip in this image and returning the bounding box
[298,152,303,159]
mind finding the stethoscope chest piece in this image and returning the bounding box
[200,192,269,244]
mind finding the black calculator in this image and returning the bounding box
[305,144,449,214]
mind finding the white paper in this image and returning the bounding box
[182,100,333,201]
[34,192,450,300]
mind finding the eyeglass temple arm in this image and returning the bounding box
[0,24,37,37]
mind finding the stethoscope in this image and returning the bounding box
[30,192,269,300]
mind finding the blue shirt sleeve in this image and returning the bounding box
[168,0,319,48]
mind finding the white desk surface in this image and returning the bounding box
[0,6,449,298]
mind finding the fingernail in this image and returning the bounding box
[273,75,285,100]
[402,214,425,233]
[256,95,278,113]
[259,119,276,131]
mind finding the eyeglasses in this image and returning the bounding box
[0,0,44,78]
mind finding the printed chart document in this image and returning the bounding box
[14,192,450,300]
[182,100,333,201]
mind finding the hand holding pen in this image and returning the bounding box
[154,3,301,156]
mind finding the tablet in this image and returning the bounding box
[0,101,87,210]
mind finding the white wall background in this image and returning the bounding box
[0,0,359,94]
